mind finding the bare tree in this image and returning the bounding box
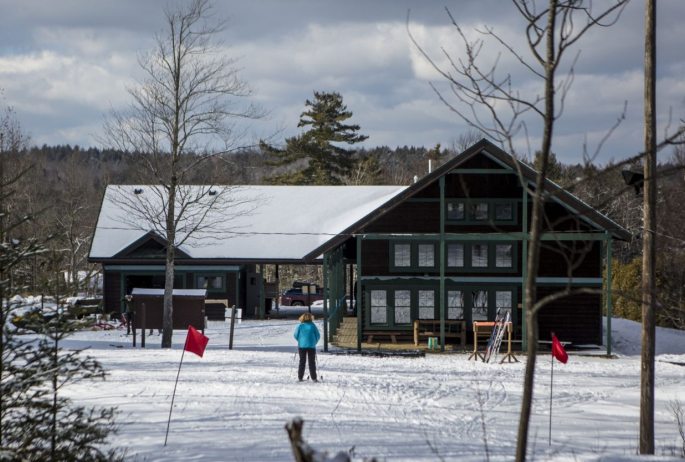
[447,130,483,157]
[100,0,267,348]
[408,2,631,460]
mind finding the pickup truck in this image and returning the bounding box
[280,288,324,307]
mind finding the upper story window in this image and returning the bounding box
[418,244,435,267]
[495,203,513,221]
[472,244,489,267]
[495,244,513,268]
[394,244,411,267]
[447,203,465,220]
[445,200,517,225]
[471,203,489,220]
[447,244,464,267]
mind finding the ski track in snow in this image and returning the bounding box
[52,317,685,462]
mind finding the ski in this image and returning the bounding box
[488,311,511,363]
[482,307,501,362]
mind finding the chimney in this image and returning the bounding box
[413,175,419,184]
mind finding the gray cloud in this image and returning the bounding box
[0,0,683,166]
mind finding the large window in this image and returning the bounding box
[496,291,513,320]
[394,290,411,325]
[418,290,435,319]
[370,290,387,324]
[394,244,411,267]
[472,290,488,321]
[447,244,464,267]
[418,244,435,267]
[472,244,489,268]
[446,200,517,225]
[495,244,513,268]
[447,290,464,319]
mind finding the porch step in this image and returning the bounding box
[332,317,358,348]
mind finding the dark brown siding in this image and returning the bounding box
[365,202,440,233]
[538,241,601,278]
[537,287,602,345]
[104,271,121,314]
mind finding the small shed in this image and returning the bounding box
[131,288,207,332]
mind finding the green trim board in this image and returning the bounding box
[362,232,610,241]
[361,276,603,284]
[449,169,515,174]
[106,265,240,272]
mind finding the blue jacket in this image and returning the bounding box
[294,322,320,349]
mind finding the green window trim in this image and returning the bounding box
[445,199,518,226]
[195,273,226,292]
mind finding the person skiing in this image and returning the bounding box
[293,313,320,382]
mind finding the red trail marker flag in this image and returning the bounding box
[549,333,568,446]
[552,334,568,364]
[165,326,210,446]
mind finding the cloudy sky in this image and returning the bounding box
[0,0,683,164]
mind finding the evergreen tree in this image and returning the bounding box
[262,91,368,185]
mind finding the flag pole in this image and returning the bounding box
[165,342,187,446]
[549,342,554,446]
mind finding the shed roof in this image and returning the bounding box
[89,185,407,262]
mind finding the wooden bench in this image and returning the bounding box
[414,320,467,348]
[364,331,407,344]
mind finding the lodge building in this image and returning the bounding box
[89,139,630,353]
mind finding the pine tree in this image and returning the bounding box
[262,91,368,185]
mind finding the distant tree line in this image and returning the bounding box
[2,129,683,330]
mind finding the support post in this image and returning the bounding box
[141,303,146,348]
[356,235,362,352]
[323,252,328,353]
[439,176,445,352]
[259,263,264,320]
[522,186,528,352]
[606,233,612,356]
[235,272,239,320]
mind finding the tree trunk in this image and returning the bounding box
[515,2,557,461]
[640,0,656,454]
[162,183,176,349]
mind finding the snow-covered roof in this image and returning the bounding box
[90,185,408,261]
[131,288,207,297]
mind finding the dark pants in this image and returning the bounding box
[125,312,133,335]
[298,348,317,381]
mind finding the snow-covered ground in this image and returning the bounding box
[54,312,685,461]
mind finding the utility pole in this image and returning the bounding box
[640,0,656,454]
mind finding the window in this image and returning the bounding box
[495,203,513,221]
[496,291,513,320]
[447,202,465,220]
[471,203,488,220]
[447,290,464,319]
[370,290,387,324]
[394,290,411,325]
[447,244,464,267]
[472,244,488,267]
[418,244,435,267]
[495,244,513,268]
[418,290,435,319]
[394,244,411,267]
[197,275,224,291]
[472,290,488,321]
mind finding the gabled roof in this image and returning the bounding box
[113,231,191,259]
[89,184,407,262]
[302,139,631,261]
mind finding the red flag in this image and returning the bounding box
[184,326,209,358]
[551,334,568,364]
